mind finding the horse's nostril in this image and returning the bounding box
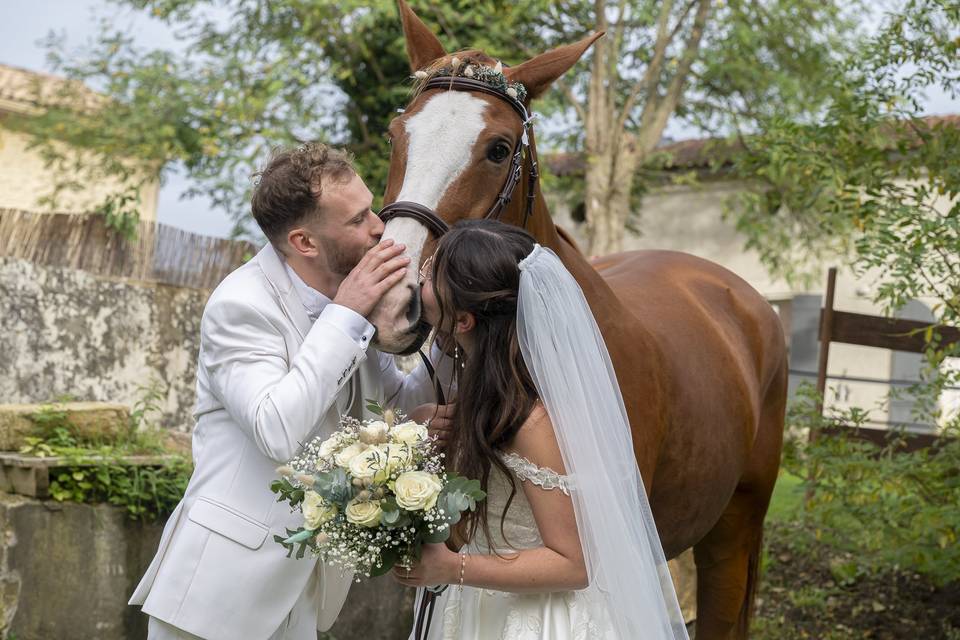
[405,284,421,325]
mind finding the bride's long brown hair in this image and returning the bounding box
[428,219,539,547]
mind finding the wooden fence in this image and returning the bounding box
[0,209,257,290]
[815,266,959,452]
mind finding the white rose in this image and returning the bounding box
[334,442,369,468]
[394,471,443,511]
[344,498,383,527]
[391,421,429,445]
[358,420,390,445]
[302,490,337,530]
[348,446,390,483]
[383,443,414,474]
[318,433,347,460]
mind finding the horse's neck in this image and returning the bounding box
[519,168,625,321]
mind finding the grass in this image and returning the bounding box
[766,470,804,523]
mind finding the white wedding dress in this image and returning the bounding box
[422,451,619,640]
[415,245,687,640]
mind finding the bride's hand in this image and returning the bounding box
[391,543,459,588]
[407,403,456,446]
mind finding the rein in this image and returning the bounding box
[378,76,540,237]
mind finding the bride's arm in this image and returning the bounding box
[394,407,589,593]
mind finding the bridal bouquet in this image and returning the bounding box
[270,402,485,578]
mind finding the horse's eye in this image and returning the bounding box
[487,142,511,163]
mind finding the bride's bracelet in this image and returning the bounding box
[458,552,467,592]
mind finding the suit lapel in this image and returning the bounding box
[255,244,313,340]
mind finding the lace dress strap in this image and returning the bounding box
[499,451,571,495]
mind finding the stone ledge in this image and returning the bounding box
[0,402,131,450]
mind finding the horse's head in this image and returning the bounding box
[369,0,601,354]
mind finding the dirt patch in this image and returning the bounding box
[751,523,960,639]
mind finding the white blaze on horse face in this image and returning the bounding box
[387,91,489,264]
[373,91,490,351]
[398,91,489,210]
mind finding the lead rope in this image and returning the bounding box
[412,347,447,639]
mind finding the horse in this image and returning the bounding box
[368,3,788,638]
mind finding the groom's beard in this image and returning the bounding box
[322,238,370,277]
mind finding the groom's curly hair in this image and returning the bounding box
[250,142,355,245]
[429,219,539,550]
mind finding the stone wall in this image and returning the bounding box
[0,493,415,640]
[0,258,207,431]
[0,493,164,639]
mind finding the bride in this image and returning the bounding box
[392,219,688,639]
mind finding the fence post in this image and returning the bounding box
[813,267,838,440]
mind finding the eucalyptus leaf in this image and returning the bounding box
[314,467,351,504]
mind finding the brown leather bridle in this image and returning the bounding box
[378,76,540,238]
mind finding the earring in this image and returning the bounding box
[454,344,465,369]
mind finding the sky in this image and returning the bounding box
[2,1,958,239]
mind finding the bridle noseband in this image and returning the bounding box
[378,76,540,238]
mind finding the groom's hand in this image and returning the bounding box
[333,239,409,317]
[408,403,455,446]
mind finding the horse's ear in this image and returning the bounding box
[505,32,604,101]
[397,0,447,72]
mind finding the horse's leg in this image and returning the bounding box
[693,362,787,639]
[691,487,768,639]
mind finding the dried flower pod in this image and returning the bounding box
[295,473,316,487]
[493,61,503,74]
[414,70,428,79]
[506,87,518,99]
[464,66,475,78]
[451,56,461,69]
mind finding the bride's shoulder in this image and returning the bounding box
[507,402,567,476]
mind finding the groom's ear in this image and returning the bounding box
[454,311,476,336]
[286,226,320,258]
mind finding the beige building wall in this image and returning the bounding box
[547,178,956,430]
[0,63,159,221]
[0,127,159,220]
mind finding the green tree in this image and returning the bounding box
[728,0,960,410]
[17,0,862,251]
[12,0,547,237]
[722,0,960,589]
[551,0,862,254]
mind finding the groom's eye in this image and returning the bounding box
[487,141,511,164]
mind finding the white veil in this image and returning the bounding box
[517,245,688,640]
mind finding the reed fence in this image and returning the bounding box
[0,209,256,289]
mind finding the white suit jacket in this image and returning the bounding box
[129,243,446,640]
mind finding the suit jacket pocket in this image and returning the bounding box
[188,497,269,550]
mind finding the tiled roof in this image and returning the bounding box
[544,114,960,176]
[0,63,103,115]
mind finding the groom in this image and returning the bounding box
[129,143,452,639]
